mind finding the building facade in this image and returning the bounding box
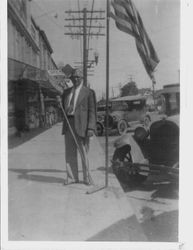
[8,0,65,136]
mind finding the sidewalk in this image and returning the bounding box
[8,123,147,241]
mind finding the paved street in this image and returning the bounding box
[8,123,147,241]
[98,134,179,242]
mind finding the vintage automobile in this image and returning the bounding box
[112,84,180,185]
[96,95,147,136]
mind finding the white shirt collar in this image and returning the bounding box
[68,82,83,114]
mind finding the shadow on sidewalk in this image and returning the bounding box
[9,168,66,184]
[87,215,147,241]
[87,210,178,242]
[140,210,178,242]
[9,168,90,186]
[8,127,50,149]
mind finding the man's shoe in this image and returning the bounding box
[84,180,92,186]
[63,179,79,185]
[63,179,69,185]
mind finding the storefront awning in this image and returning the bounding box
[8,58,67,94]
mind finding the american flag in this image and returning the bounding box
[110,0,159,81]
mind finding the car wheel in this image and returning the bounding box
[112,145,148,186]
[96,122,103,136]
[117,119,127,135]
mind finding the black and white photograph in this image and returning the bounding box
[1,0,192,249]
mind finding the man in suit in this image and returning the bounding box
[62,68,96,185]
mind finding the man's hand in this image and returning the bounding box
[87,129,94,137]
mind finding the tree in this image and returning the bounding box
[120,81,139,97]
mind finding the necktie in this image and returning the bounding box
[67,88,75,114]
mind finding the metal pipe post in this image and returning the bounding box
[105,0,110,188]
[152,74,156,107]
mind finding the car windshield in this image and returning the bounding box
[111,101,128,111]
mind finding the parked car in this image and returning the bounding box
[96,95,147,135]
[112,84,180,185]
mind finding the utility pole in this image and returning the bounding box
[65,9,105,86]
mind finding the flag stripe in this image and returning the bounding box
[115,0,137,26]
[109,12,136,38]
[124,0,149,54]
[136,40,153,75]
[112,1,135,26]
[111,1,129,18]
[111,1,141,41]
[135,9,159,65]
[111,0,160,79]
[126,0,160,67]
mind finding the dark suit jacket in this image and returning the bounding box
[62,85,96,138]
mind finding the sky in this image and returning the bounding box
[31,0,180,99]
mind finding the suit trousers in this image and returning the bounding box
[64,116,89,182]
